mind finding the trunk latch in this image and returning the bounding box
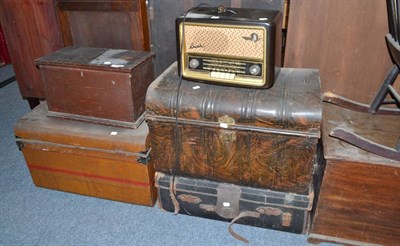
[216,183,242,219]
[218,115,236,143]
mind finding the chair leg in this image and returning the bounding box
[369,64,399,113]
[397,138,400,152]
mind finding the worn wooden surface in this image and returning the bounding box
[0,0,63,99]
[36,47,155,127]
[322,103,400,165]
[284,0,400,104]
[36,46,154,72]
[146,63,322,193]
[14,103,156,206]
[308,103,400,245]
[55,0,150,51]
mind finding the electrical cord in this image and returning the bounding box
[171,3,212,216]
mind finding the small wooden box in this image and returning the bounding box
[14,103,157,206]
[308,103,400,245]
[35,46,155,128]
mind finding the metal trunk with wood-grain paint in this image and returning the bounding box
[145,63,322,193]
[14,103,156,206]
[35,46,155,128]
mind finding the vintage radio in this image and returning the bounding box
[176,6,282,88]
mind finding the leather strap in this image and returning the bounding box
[169,176,180,214]
[228,211,260,244]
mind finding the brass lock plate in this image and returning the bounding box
[217,115,236,143]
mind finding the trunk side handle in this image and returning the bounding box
[137,147,152,164]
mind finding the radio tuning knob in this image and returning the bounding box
[249,64,261,75]
[189,58,200,69]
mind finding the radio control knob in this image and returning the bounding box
[189,59,200,69]
[249,64,261,75]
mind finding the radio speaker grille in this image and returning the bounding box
[183,24,264,60]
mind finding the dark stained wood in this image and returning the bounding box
[322,103,400,166]
[330,127,400,161]
[309,161,400,245]
[285,0,400,104]
[308,103,400,245]
[14,103,157,206]
[36,47,155,128]
[0,0,63,99]
[0,23,11,64]
[55,0,150,51]
[55,6,72,47]
[57,1,138,11]
[133,0,150,51]
[145,63,322,193]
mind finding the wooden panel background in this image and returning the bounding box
[0,0,63,99]
[0,23,11,64]
[284,0,400,104]
[55,0,150,51]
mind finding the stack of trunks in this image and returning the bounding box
[14,46,157,206]
[145,63,323,241]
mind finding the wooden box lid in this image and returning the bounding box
[35,46,155,73]
[322,103,400,166]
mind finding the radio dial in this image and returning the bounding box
[189,58,200,69]
[249,64,261,75]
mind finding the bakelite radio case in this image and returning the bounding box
[176,7,282,88]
